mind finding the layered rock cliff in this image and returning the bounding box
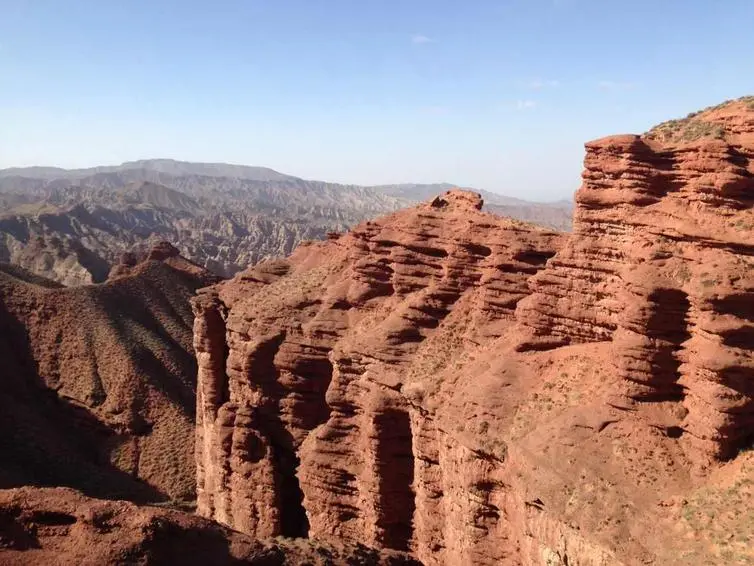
[517,97,754,462]
[191,97,754,566]
[193,190,571,564]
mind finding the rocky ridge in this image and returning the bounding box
[0,487,419,566]
[192,189,568,564]
[0,242,219,501]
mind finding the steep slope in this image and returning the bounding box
[192,190,568,564]
[0,243,219,501]
[191,97,754,566]
[0,233,112,286]
[0,487,419,566]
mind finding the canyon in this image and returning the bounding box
[2,97,754,564]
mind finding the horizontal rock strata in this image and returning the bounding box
[193,190,566,564]
[517,99,754,460]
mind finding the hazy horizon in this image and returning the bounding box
[2,0,753,199]
[0,158,579,203]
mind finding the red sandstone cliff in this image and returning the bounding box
[192,98,754,566]
[517,98,754,462]
[192,190,569,564]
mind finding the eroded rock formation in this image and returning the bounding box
[517,98,754,461]
[190,98,754,566]
[0,166,572,286]
[193,189,570,564]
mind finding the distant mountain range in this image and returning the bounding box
[0,159,573,285]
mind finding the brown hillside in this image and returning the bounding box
[0,243,219,502]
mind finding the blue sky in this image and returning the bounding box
[1,0,753,200]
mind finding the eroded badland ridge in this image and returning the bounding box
[2,96,754,565]
[0,242,219,502]
[0,167,573,287]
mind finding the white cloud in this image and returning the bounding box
[597,80,637,92]
[411,34,434,44]
[518,79,560,90]
[516,100,538,110]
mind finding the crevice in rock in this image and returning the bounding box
[373,408,416,551]
[462,243,493,257]
[665,426,684,439]
[513,249,556,266]
[246,332,311,537]
[712,293,754,322]
[272,445,310,538]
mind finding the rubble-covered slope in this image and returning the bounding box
[0,487,419,566]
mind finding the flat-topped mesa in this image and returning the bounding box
[515,96,754,460]
[191,191,564,563]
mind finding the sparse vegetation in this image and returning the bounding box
[672,469,754,565]
[647,119,726,143]
[676,264,692,284]
[733,218,754,231]
[645,95,754,143]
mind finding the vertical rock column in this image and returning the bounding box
[193,293,282,536]
[681,290,754,459]
[411,415,511,565]
[613,282,691,402]
[192,292,229,520]
[369,407,416,551]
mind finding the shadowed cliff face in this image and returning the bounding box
[191,99,754,566]
[0,243,220,502]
